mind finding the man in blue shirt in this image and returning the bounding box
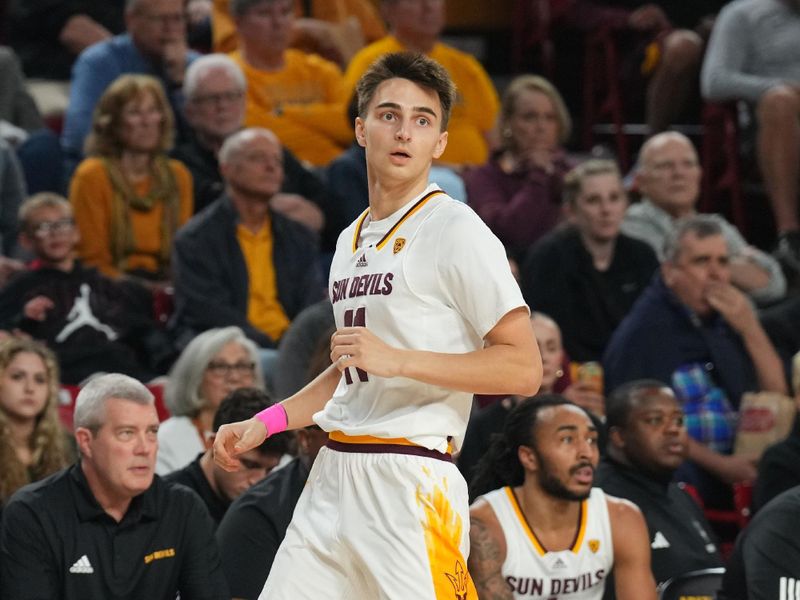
[603,215,787,506]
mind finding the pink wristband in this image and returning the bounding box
[255,404,288,436]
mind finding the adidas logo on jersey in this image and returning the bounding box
[552,558,567,569]
[69,555,94,574]
[651,531,670,549]
[355,254,368,268]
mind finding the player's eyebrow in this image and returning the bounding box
[375,102,438,118]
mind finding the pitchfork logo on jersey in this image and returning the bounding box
[588,540,600,553]
[445,560,469,599]
[393,237,406,254]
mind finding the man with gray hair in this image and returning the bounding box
[0,373,229,599]
[604,215,787,508]
[173,53,328,238]
[171,127,322,363]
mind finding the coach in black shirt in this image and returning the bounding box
[216,425,329,599]
[0,373,228,600]
[596,380,723,597]
[165,388,292,526]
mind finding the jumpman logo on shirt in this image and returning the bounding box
[55,284,118,342]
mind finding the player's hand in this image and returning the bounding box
[23,296,55,321]
[628,4,670,31]
[213,417,268,472]
[331,326,401,378]
[562,382,606,417]
[705,282,758,335]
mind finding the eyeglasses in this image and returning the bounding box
[190,90,244,107]
[28,218,75,239]
[206,361,256,377]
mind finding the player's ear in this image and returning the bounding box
[432,130,448,159]
[355,117,367,148]
[518,445,538,471]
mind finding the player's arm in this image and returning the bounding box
[332,306,541,396]
[213,363,341,470]
[606,496,657,600]
[468,500,514,600]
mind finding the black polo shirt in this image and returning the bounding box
[595,457,723,597]
[216,457,309,600]
[164,454,229,527]
[720,486,800,600]
[0,463,229,600]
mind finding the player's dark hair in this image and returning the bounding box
[605,379,672,430]
[213,387,292,456]
[356,51,456,130]
[469,395,577,499]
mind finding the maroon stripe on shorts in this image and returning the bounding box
[325,439,453,463]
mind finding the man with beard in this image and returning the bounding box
[468,395,655,600]
[596,380,722,597]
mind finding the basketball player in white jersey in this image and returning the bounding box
[468,395,656,600]
[213,51,541,599]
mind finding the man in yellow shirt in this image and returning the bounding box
[228,0,351,166]
[344,0,500,167]
[171,127,323,371]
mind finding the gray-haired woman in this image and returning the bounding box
[156,326,264,474]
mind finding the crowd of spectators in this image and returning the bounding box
[2,0,800,597]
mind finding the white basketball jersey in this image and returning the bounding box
[482,487,614,600]
[315,184,526,452]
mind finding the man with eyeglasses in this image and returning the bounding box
[62,0,199,172]
[174,53,346,247]
[164,388,292,528]
[623,132,785,306]
[0,193,174,384]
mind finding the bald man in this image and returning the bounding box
[171,127,323,356]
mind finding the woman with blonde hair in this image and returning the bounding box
[464,74,576,259]
[69,74,193,285]
[0,338,71,505]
